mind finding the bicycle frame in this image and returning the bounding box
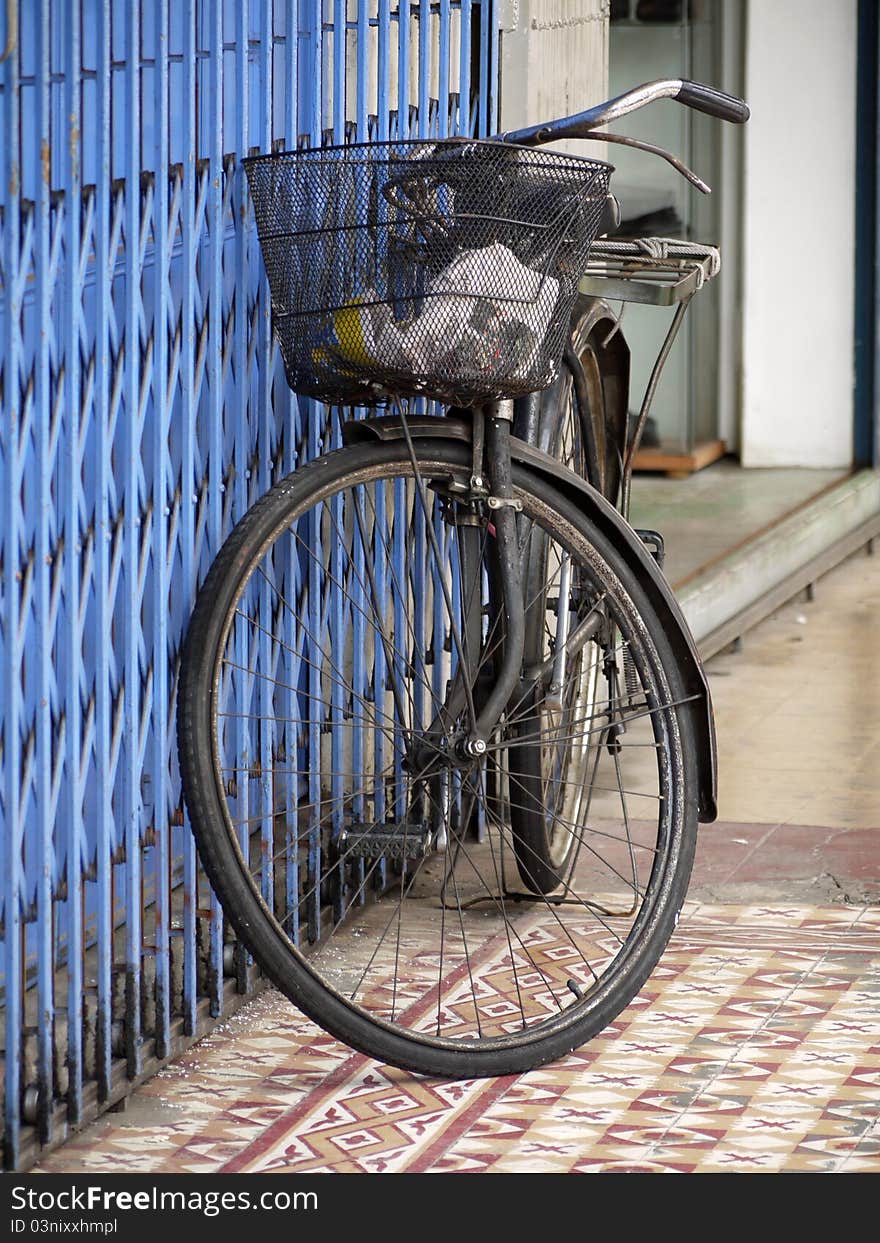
[343,412,718,823]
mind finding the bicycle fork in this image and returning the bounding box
[404,402,526,768]
[465,405,525,753]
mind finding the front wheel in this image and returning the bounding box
[177,437,698,1078]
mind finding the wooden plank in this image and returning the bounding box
[632,439,727,478]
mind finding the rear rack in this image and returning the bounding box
[580,237,722,516]
[579,237,721,306]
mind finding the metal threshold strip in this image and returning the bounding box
[675,470,880,660]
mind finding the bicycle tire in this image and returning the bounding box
[178,437,698,1078]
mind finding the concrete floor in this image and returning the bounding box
[690,541,880,906]
[33,543,880,1174]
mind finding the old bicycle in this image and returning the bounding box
[177,78,749,1077]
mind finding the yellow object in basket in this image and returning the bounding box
[332,299,376,366]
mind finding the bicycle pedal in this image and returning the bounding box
[338,824,432,862]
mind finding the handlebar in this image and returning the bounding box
[497,78,749,147]
[676,80,750,125]
[494,78,748,196]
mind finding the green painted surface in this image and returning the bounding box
[629,459,850,587]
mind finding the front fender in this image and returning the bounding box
[343,416,717,821]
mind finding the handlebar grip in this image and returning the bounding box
[676,80,750,124]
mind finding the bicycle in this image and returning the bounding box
[177,78,749,1078]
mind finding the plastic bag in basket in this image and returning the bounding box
[323,242,560,386]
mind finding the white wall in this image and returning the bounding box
[499,0,609,148]
[741,0,857,467]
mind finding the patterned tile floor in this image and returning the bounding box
[35,902,880,1174]
[34,544,880,1175]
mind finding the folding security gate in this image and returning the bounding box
[0,0,499,1171]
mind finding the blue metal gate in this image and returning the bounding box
[0,0,499,1171]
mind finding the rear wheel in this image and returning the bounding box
[177,437,698,1078]
[510,303,621,894]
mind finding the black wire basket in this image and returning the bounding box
[244,139,612,407]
